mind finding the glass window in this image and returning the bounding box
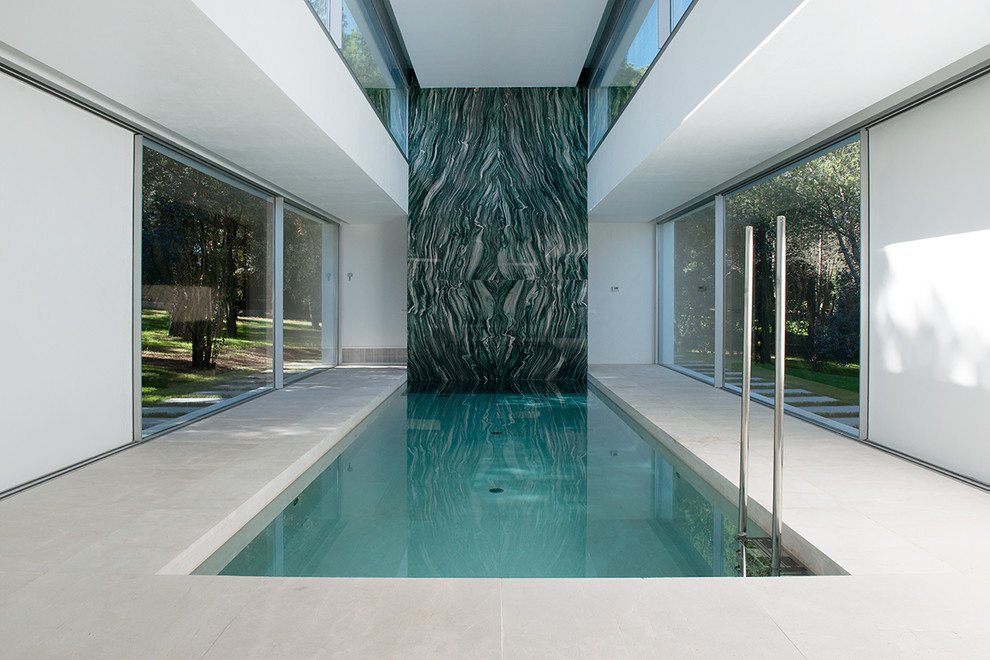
[670,0,693,30]
[589,0,662,152]
[140,143,274,435]
[341,0,408,153]
[306,0,331,32]
[724,140,861,430]
[283,205,339,377]
[304,0,408,153]
[659,203,716,381]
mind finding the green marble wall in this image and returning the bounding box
[408,87,587,383]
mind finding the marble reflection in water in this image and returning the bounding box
[220,389,749,578]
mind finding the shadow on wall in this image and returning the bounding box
[876,229,990,388]
[872,228,990,484]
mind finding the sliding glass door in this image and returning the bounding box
[659,203,716,382]
[723,140,862,431]
[140,141,340,436]
[283,205,339,378]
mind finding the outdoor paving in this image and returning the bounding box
[801,405,860,415]
[1,365,987,657]
[679,360,859,429]
[141,371,280,431]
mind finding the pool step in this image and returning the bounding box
[744,536,809,576]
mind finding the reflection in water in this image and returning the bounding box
[220,389,757,578]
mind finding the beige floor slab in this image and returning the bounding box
[2,365,989,658]
[744,575,990,659]
[204,578,502,659]
[1,573,263,659]
[501,578,805,659]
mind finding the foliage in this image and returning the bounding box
[283,213,323,328]
[141,310,273,405]
[674,478,714,569]
[726,142,861,371]
[307,0,330,26]
[340,8,392,123]
[341,27,387,89]
[741,540,773,577]
[671,208,717,357]
[141,147,269,369]
[607,62,648,126]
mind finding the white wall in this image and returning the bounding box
[0,74,135,492]
[339,220,407,353]
[868,73,990,485]
[588,223,656,364]
[0,0,407,224]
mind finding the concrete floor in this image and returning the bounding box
[1,365,988,658]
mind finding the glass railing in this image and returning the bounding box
[305,0,408,155]
[589,0,697,155]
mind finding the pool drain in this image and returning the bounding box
[490,430,502,435]
[489,487,504,493]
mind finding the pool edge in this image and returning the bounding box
[588,374,848,578]
[157,373,408,576]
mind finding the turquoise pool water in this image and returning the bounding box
[208,385,763,578]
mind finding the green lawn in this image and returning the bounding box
[724,355,859,406]
[142,309,272,406]
[282,318,323,356]
[142,310,330,406]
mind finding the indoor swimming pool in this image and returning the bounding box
[199,384,772,578]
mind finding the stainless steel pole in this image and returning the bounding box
[771,215,786,576]
[737,225,754,577]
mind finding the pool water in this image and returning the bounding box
[209,385,763,578]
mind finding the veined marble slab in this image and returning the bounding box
[408,88,587,382]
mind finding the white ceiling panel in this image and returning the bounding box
[391,0,610,87]
[588,0,990,222]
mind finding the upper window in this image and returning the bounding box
[670,0,693,30]
[588,1,698,155]
[305,0,409,154]
[589,0,661,153]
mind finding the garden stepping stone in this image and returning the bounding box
[785,396,837,405]
[142,406,207,417]
[799,405,860,415]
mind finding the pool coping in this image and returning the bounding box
[589,364,990,578]
[2,366,989,656]
[158,372,408,576]
[588,374,845,577]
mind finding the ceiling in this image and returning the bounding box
[588,0,990,222]
[390,0,610,88]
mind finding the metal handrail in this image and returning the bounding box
[771,215,786,576]
[737,217,787,577]
[737,225,754,576]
